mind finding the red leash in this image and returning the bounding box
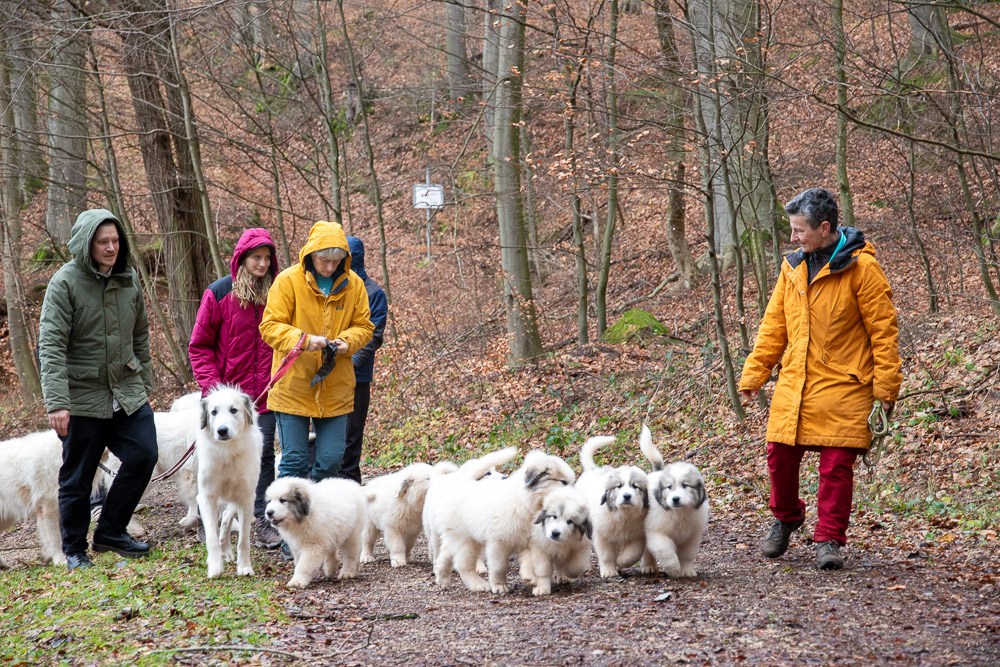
[151,332,309,483]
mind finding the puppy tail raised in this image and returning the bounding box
[639,424,664,471]
[457,446,518,480]
[431,460,459,475]
[579,436,617,471]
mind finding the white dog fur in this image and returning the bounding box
[195,386,262,578]
[575,435,650,578]
[361,460,458,567]
[518,486,593,596]
[427,447,577,594]
[0,431,67,568]
[639,425,709,577]
[264,476,368,589]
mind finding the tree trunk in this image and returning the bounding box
[314,0,343,223]
[492,0,542,365]
[904,1,949,66]
[831,0,856,228]
[444,0,470,102]
[46,0,89,248]
[481,0,502,144]
[5,18,45,198]
[906,141,938,313]
[654,0,696,289]
[596,0,620,339]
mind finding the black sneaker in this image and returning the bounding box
[254,517,281,549]
[66,552,94,570]
[280,540,294,562]
[816,541,845,570]
[761,518,804,559]
[93,532,150,558]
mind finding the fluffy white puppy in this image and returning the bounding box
[428,448,577,594]
[264,476,368,589]
[0,431,66,568]
[195,386,262,578]
[518,486,593,596]
[639,425,709,577]
[361,460,457,567]
[575,435,650,578]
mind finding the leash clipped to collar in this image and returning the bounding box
[863,400,891,472]
[153,332,309,484]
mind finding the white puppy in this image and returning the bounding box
[152,393,202,529]
[428,448,577,594]
[0,431,66,568]
[639,425,709,577]
[575,435,650,578]
[518,486,593,596]
[195,386,262,578]
[264,476,368,589]
[361,460,457,567]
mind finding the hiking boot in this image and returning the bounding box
[815,541,844,570]
[761,518,804,559]
[254,517,281,549]
[93,532,150,558]
[67,552,94,571]
[280,540,294,562]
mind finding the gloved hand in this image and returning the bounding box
[310,342,338,387]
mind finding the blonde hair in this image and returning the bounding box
[232,264,272,308]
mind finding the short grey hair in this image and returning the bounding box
[785,188,839,232]
[311,247,347,261]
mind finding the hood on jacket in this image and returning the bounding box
[67,208,130,276]
[300,220,352,295]
[787,226,869,275]
[230,227,279,279]
[346,235,368,280]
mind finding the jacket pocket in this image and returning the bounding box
[67,365,99,380]
[822,349,869,384]
[125,356,141,373]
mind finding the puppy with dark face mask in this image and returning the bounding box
[575,435,650,578]
[639,425,709,578]
[264,476,367,589]
[518,486,593,596]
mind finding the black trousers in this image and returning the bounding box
[254,410,277,518]
[58,404,158,554]
[339,382,371,484]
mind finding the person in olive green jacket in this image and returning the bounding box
[39,209,158,570]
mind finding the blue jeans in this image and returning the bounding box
[275,412,348,481]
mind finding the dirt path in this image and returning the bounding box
[3,481,997,665]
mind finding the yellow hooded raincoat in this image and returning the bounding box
[739,227,902,449]
[260,221,374,418]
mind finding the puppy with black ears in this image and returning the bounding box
[574,435,650,578]
[518,486,593,596]
[639,425,709,577]
[264,476,367,589]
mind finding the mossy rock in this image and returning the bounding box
[29,240,63,267]
[604,308,670,344]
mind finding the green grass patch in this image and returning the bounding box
[0,543,284,665]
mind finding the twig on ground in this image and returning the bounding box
[146,645,305,660]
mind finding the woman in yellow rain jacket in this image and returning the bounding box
[739,188,902,571]
[260,221,373,484]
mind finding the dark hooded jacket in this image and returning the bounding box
[346,236,387,383]
[188,228,279,406]
[39,209,152,417]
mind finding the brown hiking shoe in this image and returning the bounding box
[815,541,844,570]
[254,517,281,549]
[761,519,804,559]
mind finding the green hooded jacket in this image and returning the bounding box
[39,209,153,417]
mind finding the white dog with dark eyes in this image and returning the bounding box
[265,476,367,589]
[639,425,709,577]
[574,435,650,578]
[195,385,262,579]
[426,448,577,594]
[518,486,593,596]
[361,460,458,567]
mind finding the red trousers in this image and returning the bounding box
[767,442,859,546]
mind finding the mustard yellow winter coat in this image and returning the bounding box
[260,221,374,418]
[739,227,902,449]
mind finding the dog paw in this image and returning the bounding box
[390,558,406,568]
[435,575,451,589]
[490,583,510,594]
[237,565,254,576]
[640,565,658,575]
[287,577,309,589]
[207,563,224,579]
[551,575,568,585]
[359,553,375,564]
[179,516,198,529]
[663,566,683,578]
[599,567,619,579]
[531,585,551,596]
[338,569,358,580]
[679,566,697,577]
[475,561,488,575]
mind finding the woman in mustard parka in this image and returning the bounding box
[260,221,373,483]
[739,188,902,571]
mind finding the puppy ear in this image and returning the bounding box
[653,482,672,511]
[524,467,549,488]
[397,477,414,499]
[581,519,594,540]
[292,487,310,519]
[693,480,708,509]
[200,397,209,431]
[242,393,255,427]
[638,484,650,510]
[600,487,616,511]
[534,511,547,525]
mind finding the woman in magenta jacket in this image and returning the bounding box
[189,228,281,549]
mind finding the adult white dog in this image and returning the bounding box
[575,435,650,578]
[195,385,262,578]
[518,486,593,596]
[427,447,577,594]
[152,392,202,529]
[264,476,368,589]
[0,431,66,568]
[639,425,709,577]
[361,460,457,567]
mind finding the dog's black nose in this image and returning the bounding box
[550,529,561,539]
[266,508,273,518]
[622,492,632,501]
[217,426,229,438]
